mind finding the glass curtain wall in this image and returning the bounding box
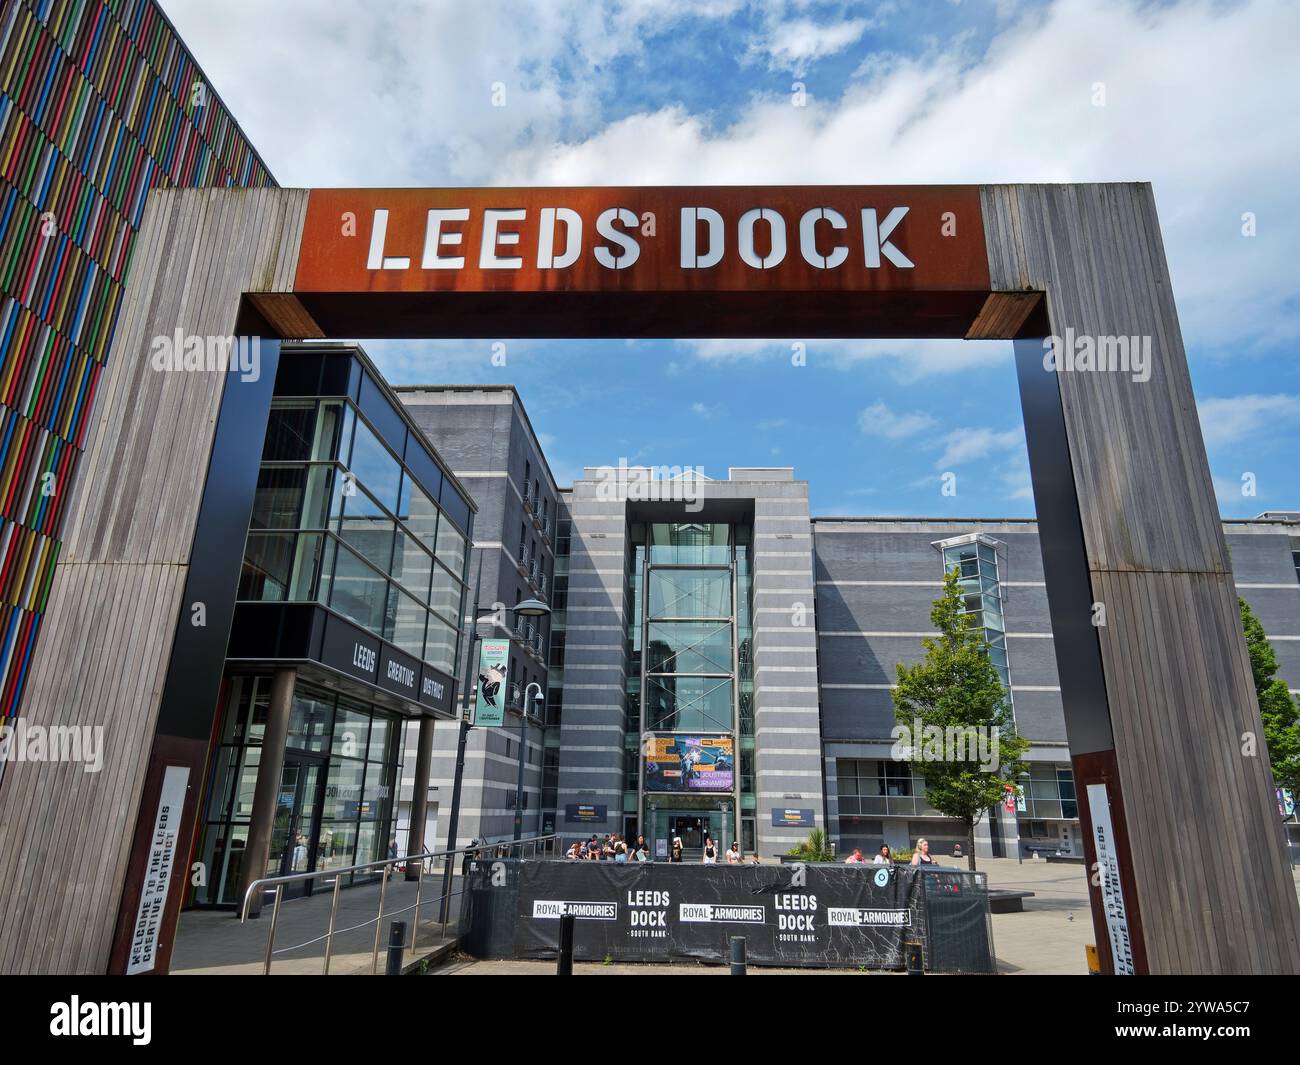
[940,539,1012,699]
[238,398,468,676]
[192,677,404,906]
[628,523,753,842]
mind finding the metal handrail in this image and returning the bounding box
[239,833,558,975]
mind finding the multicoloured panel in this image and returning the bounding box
[0,0,274,722]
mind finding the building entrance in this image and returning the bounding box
[267,756,326,899]
[671,815,712,851]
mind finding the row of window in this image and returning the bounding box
[836,759,1078,820]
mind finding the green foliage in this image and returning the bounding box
[784,827,836,862]
[892,568,1030,868]
[1240,597,1300,796]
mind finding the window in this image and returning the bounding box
[347,417,402,512]
[397,475,439,554]
[239,532,326,602]
[390,528,433,603]
[327,542,389,633]
[429,564,463,624]
[1017,764,1077,820]
[435,510,467,575]
[385,584,427,659]
[337,483,395,574]
[836,760,935,817]
[262,401,318,462]
[424,614,458,674]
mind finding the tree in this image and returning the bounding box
[892,568,1029,870]
[1239,597,1300,802]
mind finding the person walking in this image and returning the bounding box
[873,845,892,865]
[702,837,718,864]
[725,841,741,864]
[910,838,938,866]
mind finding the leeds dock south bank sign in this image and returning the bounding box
[289,187,996,340]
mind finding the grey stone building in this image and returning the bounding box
[816,514,1300,860]
[392,387,558,851]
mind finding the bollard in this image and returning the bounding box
[386,919,407,976]
[557,913,575,975]
[905,941,923,976]
[730,936,746,976]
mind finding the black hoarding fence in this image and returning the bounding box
[458,858,522,959]
[458,859,995,973]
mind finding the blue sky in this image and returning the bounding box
[165,0,1300,517]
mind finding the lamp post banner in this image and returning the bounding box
[492,860,994,972]
[473,640,510,727]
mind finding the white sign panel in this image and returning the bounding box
[126,765,189,974]
[1086,782,1135,975]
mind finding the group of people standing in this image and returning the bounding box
[843,838,942,866]
[686,836,759,865]
[567,833,651,862]
[565,832,763,865]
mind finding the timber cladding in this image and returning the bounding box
[0,188,307,974]
[982,182,1300,973]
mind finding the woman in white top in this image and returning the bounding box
[725,841,741,864]
[702,837,718,864]
[872,845,892,865]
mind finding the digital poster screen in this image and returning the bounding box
[644,735,734,793]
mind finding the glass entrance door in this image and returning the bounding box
[672,815,713,850]
[267,758,324,899]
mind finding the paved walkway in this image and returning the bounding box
[172,872,462,975]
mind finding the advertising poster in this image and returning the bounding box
[644,735,734,793]
[474,640,510,727]
[564,804,607,824]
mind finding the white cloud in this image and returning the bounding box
[752,17,874,74]
[496,0,1300,355]
[857,401,938,440]
[161,0,741,186]
[934,425,1024,469]
[1196,394,1300,448]
[679,337,1011,381]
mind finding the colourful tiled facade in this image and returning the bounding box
[0,0,273,722]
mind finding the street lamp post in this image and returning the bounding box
[438,573,550,917]
[515,682,543,842]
